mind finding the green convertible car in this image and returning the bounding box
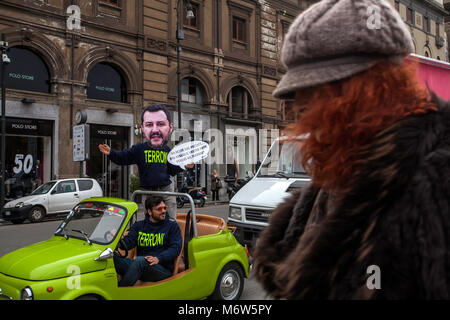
[0,191,249,300]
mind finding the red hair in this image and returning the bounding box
[287,60,437,191]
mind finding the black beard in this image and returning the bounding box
[147,134,168,149]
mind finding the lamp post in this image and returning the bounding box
[176,0,194,130]
[0,34,10,208]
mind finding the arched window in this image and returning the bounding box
[87,62,127,103]
[227,86,253,118]
[1,46,50,93]
[180,77,205,107]
[424,47,432,59]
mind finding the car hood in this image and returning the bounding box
[0,237,107,281]
[3,195,44,208]
[229,177,310,208]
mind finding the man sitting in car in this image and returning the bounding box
[114,195,182,287]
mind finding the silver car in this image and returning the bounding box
[1,178,103,223]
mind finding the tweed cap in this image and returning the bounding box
[273,0,414,99]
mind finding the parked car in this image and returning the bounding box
[1,178,103,224]
[0,191,249,300]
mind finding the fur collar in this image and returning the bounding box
[253,95,450,299]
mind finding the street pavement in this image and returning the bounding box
[0,202,271,300]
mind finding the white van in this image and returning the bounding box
[227,137,311,247]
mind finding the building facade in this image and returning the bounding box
[0,0,307,199]
[387,0,448,61]
[4,0,442,199]
[0,0,144,199]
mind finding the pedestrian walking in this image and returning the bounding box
[253,0,450,299]
[210,169,221,201]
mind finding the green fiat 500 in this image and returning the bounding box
[0,191,249,300]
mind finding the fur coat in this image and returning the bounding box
[253,95,450,299]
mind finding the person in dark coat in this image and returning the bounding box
[253,0,450,299]
[114,195,182,287]
[210,169,220,201]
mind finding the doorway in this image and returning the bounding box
[87,125,129,199]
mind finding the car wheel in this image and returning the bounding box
[209,262,244,300]
[28,206,46,223]
[176,199,184,208]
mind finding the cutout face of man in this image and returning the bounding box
[141,110,174,149]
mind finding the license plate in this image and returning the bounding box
[4,211,11,216]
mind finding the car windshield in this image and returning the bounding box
[257,139,308,178]
[31,181,57,195]
[54,202,127,245]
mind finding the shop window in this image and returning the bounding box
[225,125,257,178]
[1,117,53,199]
[87,62,127,103]
[87,124,129,199]
[0,46,50,94]
[180,77,205,107]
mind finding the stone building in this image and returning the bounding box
[387,0,448,61]
[0,0,309,198]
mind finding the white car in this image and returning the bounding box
[1,178,103,224]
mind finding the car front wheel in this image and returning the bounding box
[209,262,244,300]
[28,206,46,223]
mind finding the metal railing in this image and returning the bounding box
[131,190,198,237]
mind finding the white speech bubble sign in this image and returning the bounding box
[168,141,210,168]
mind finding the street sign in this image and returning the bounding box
[73,124,90,162]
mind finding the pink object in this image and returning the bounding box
[406,54,450,100]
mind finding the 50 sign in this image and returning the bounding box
[13,154,34,174]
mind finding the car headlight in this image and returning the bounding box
[228,207,242,220]
[15,202,24,208]
[20,286,33,300]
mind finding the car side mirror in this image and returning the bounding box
[51,189,57,195]
[94,248,114,261]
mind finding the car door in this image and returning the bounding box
[48,180,79,213]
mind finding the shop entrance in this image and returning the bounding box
[87,125,128,199]
[0,117,53,200]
